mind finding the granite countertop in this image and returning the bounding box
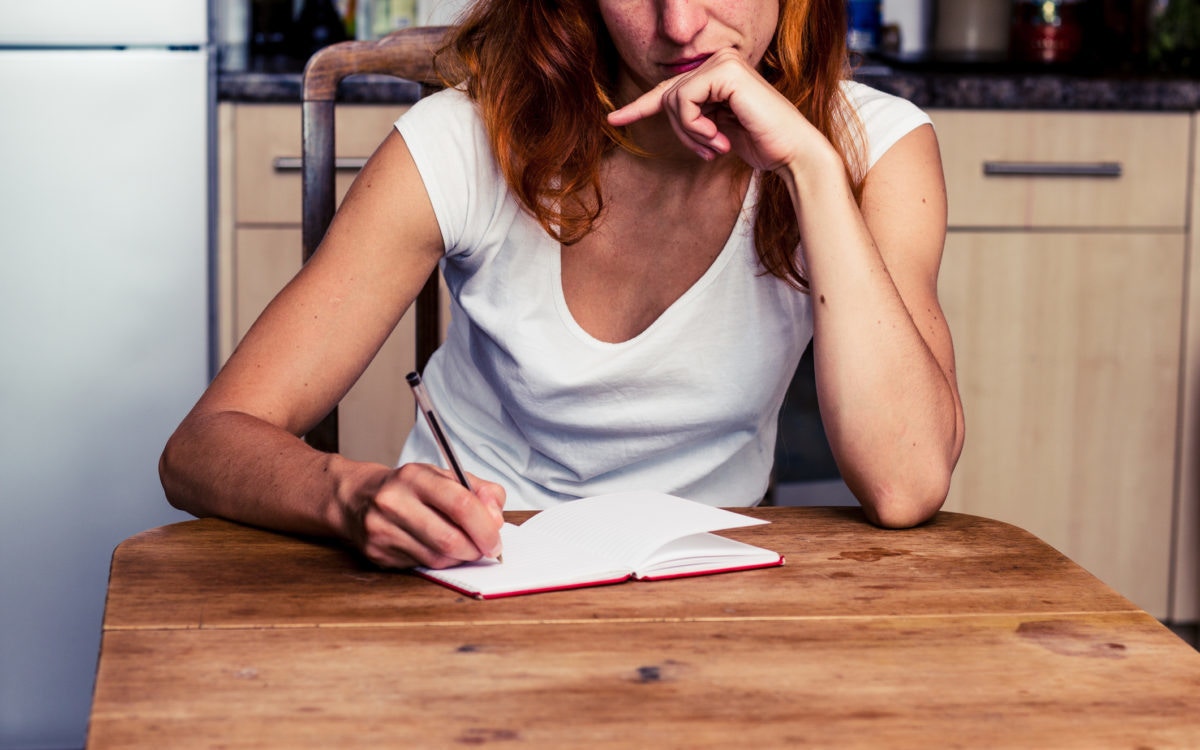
[853,63,1200,111]
[218,60,1200,111]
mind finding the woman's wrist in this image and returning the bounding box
[323,452,391,543]
[774,141,848,204]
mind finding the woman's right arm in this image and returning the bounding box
[159,130,505,569]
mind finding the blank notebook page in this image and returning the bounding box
[519,490,766,564]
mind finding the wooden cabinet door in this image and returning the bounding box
[938,231,1186,618]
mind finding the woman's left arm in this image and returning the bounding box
[609,54,964,527]
[796,124,964,528]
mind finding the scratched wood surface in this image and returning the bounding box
[101,508,1136,631]
[89,612,1200,749]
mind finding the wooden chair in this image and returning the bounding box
[300,26,451,453]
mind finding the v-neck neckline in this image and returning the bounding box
[552,176,759,348]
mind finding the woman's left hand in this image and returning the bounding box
[606,48,826,172]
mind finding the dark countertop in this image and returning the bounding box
[218,60,1200,111]
[854,63,1200,111]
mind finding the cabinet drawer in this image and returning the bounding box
[234,103,411,224]
[929,110,1190,229]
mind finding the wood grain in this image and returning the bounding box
[102,509,1136,631]
[301,26,447,102]
[89,508,1200,748]
[89,613,1200,749]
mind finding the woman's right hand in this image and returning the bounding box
[339,462,507,570]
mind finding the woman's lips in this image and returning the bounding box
[662,54,711,76]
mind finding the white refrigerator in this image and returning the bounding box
[0,2,211,747]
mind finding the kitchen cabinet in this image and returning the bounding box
[930,110,1193,619]
[217,102,437,466]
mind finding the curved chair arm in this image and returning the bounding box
[300,26,451,453]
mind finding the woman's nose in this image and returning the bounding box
[658,0,708,45]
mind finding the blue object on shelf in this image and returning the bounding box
[847,0,882,52]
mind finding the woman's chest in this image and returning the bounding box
[559,179,750,344]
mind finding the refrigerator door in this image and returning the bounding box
[0,0,208,46]
[0,48,209,749]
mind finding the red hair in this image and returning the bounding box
[437,0,864,288]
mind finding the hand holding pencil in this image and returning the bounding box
[407,371,504,563]
[330,372,505,571]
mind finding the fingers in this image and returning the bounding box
[676,101,733,161]
[607,52,745,161]
[358,463,506,570]
[607,83,667,127]
[611,83,730,161]
[467,471,507,515]
[607,49,810,171]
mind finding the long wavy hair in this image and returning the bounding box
[435,0,865,288]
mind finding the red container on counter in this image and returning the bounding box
[1011,0,1086,64]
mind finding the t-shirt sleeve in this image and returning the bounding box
[393,88,504,259]
[843,81,932,171]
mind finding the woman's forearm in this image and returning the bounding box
[780,151,963,527]
[159,409,384,541]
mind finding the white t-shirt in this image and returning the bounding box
[395,82,931,510]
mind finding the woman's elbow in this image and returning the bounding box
[860,418,964,529]
[158,421,204,517]
[852,468,952,529]
[159,433,186,511]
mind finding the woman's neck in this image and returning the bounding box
[605,145,751,217]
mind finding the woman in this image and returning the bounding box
[160,0,964,571]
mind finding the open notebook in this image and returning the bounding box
[415,491,784,599]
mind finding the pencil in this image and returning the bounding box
[406,371,503,563]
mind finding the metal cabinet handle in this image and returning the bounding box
[982,161,1122,178]
[272,156,369,172]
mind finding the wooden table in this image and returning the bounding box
[88,507,1200,748]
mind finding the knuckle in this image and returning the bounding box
[427,524,465,556]
[360,506,389,538]
[361,541,399,569]
[482,485,506,513]
[392,462,428,486]
[442,489,475,518]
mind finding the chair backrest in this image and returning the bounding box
[300,26,451,453]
